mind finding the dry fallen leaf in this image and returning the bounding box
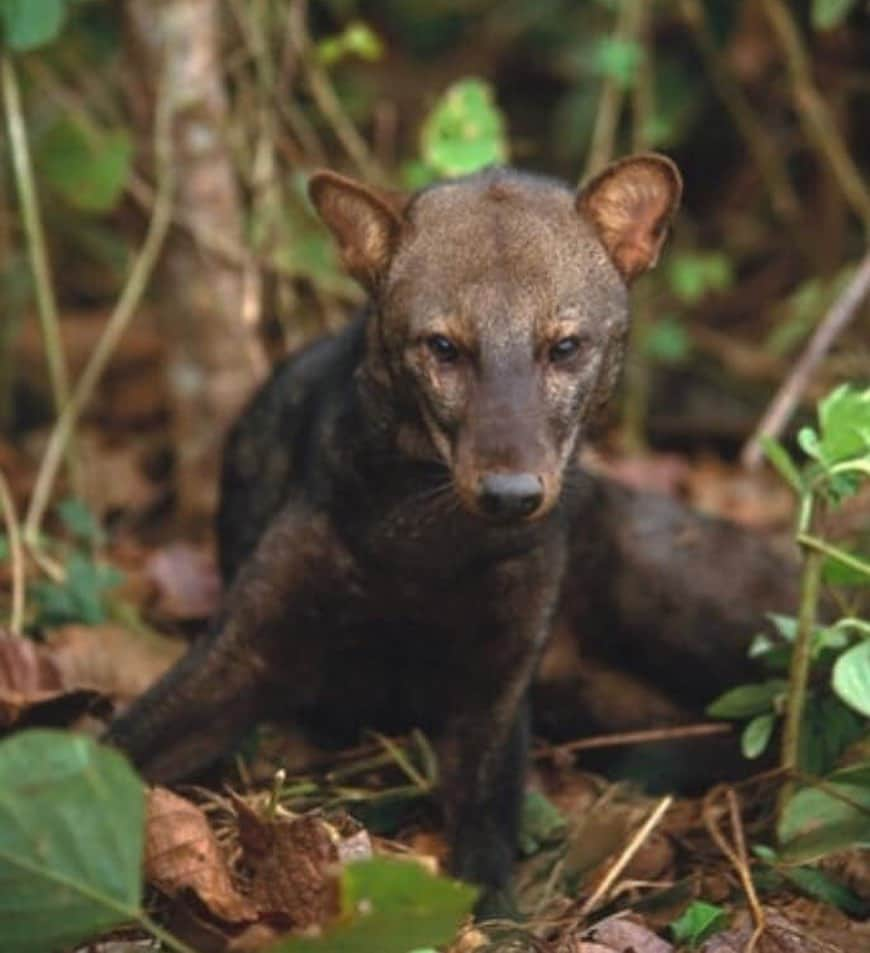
[586,914,673,953]
[46,623,185,704]
[0,632,99,727]
[145,787,257,924]
[234,795,342,929]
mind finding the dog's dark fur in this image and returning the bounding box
[108,156,794,914]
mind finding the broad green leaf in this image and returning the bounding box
[38,118,132,212]
[420,78,508,178]
[0,0,68,51]
[0,730,144,953]
[741,713,775,759]
[832,640,870,717]
[56,497,105,546]
[518,790,565,856]
[778,763,870,863]
[760,437,803,494]
[808,384,870,469]
[670,900,728,947]
[268,858,477,953]
[812,0,858,30]
[706,680,787,719]
[799,694,866,776]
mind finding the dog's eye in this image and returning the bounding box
[548,336,582,363]
[426,334,460,363]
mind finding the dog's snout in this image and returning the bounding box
[477,473,544,520]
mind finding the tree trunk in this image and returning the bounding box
[124,0,266,524]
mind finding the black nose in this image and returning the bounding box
[477,473,544,520]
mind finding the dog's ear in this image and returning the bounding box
[309,171,408,289]
[577,154,682,283]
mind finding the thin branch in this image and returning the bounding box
[0,53,70,417]
[288,0,387,184]
[0,469,25,635]
[23,87,176,544]
[779,502,825,815]
[762,0,870,230]
[742,250,870,468]
[535,722,731,759]
[580,795,673,916]
[678,0,800,224]
[703,787,766,953]
[582,0,645,181]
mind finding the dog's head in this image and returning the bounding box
[310,156,681,523]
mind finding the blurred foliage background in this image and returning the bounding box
[1,0,869,521]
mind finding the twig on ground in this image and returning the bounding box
[0,468,25,635]
[761,0,870,231]
[742,249,870,468]
[23,82,176,544]
[703,786,766,953]
[580,795,673,916]
[535,722,732,760]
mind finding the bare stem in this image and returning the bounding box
[742,249,870,468]
[778,500,825,815]
[583,0,645,181]
[0,468,25,635]
[678,0,800,223]
[0,53,70,416]
[762,0,870,230]
[288,0,386,184]
[23,89,176,544]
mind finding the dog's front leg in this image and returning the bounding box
[442,551,563,918]
[106,504,358,783]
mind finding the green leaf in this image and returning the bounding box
[317,20,383,66]
[741,713,775,759]
[832,640,870,717]
[31,551,123,627]
[592,36,643,89]
[799,694,866,776]
[0,0,68,51]
[812,0,858,30]
[778,763,870,863]
[642,316,691,364]
[706,680,787,719]
[56,497,105,546]
[518,790,566,856]
[268,858,477,953]
[38,118,132,213]
[0,730,144,953]
[811,384,870,469]
[666,251,733,304]
[780,865,868,916]
[670,900,729,947]
[760,437,804,494]
[420,78,508,178]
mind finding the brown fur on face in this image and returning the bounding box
[309,156,681,521]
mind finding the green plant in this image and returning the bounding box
[709,384,870,865]
[0,729,477,953]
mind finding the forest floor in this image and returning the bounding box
[1,320,869,953]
